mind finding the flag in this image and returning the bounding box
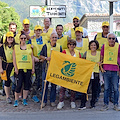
[46,50,96,93]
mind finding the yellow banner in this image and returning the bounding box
[46,50,95,93]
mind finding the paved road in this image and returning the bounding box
[0,92,120,120]
[0,109,120,120]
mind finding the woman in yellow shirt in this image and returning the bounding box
[13,33,34,107]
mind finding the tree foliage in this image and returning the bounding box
[0,1,22,38]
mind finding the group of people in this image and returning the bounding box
[0,16,120,111]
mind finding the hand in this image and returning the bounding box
[46,57,51,61]
[30,35,35,39]
[97,61,102,66]
[34,57,39,62]
[0,68,4,74]
[31,45,34,49]
[15,68,18,75]
[31,68,35,74]
[26,34,31,40]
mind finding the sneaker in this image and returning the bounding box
[41,102,47,108]
[113,104,120,111]
[22,99,28,106]
[101,104,109,111]
[14,100,19,107]
[71,102,76,109]
[32,96,40,103]
[78,106,86,110]
[57,102,64,109]
[51,102,56,107]
[6,97,12,104]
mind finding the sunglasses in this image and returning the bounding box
[69,43,76,46]
[20,37,26,40]
[103,26,109,28]
[108,37,115,40]
[73,20,79,23]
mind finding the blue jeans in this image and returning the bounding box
[103,71,119,105]
[42,71,56,103]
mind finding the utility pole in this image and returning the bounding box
[45,0,52,24]
[109,1,113,32]
[100,0,119,32]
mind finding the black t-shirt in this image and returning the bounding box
[0,45,13,70]
[40,44,62,70]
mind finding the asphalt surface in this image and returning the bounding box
[0,91,120,120]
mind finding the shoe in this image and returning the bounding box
[71,102,76,109]
[22,99,28,106]
[51,102,56,107]
[90,106,95,109]
[57,102,64,109]
[32,96,40,103]
[6,97,12,104]
[78,106,86,110]
[113,104,120,111]
[13,100,19,107]
[41,103,47,108]
[101,104,109,111]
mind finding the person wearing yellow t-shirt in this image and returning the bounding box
[0,32,15,104]
[56,24,68,50]
[40,33,62,108]
[41,18,56,42]
[79,40,100,109]
[17,19,34,44]
[75,27,89,58]
[0,22,18,96]
[31,25,47,103]
[94,21,118,50]
[13,33,34,107]
[66,16,88,40]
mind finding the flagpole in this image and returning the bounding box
[41,48,53,109]
[41,80,47,109]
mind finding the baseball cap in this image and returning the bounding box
[23,19,30,24]
[6,32,14,37]
[73,16,80,20]
[75,27,83,33]
[102,21,109,26]
[34,25,42,30]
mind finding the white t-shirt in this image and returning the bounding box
[66,28,88,38]
[76,40,83,47]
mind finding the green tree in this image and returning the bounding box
[0,1,22,39]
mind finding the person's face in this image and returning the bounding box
[56,26,63,36]
[34,29,42,37]
[73,18,80,27]
[75,31,83,39]
[20,35,27,44]
[9,25,17,33]
[23,24,30,31]
[108,34,116,47]
[7,36,14,45]
[102,25,109,33]
[68,43,76,50]
[44,18,50,28]
[90,42,97,51]
[50,34,58,44]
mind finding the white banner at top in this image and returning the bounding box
[30,5,66,18]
